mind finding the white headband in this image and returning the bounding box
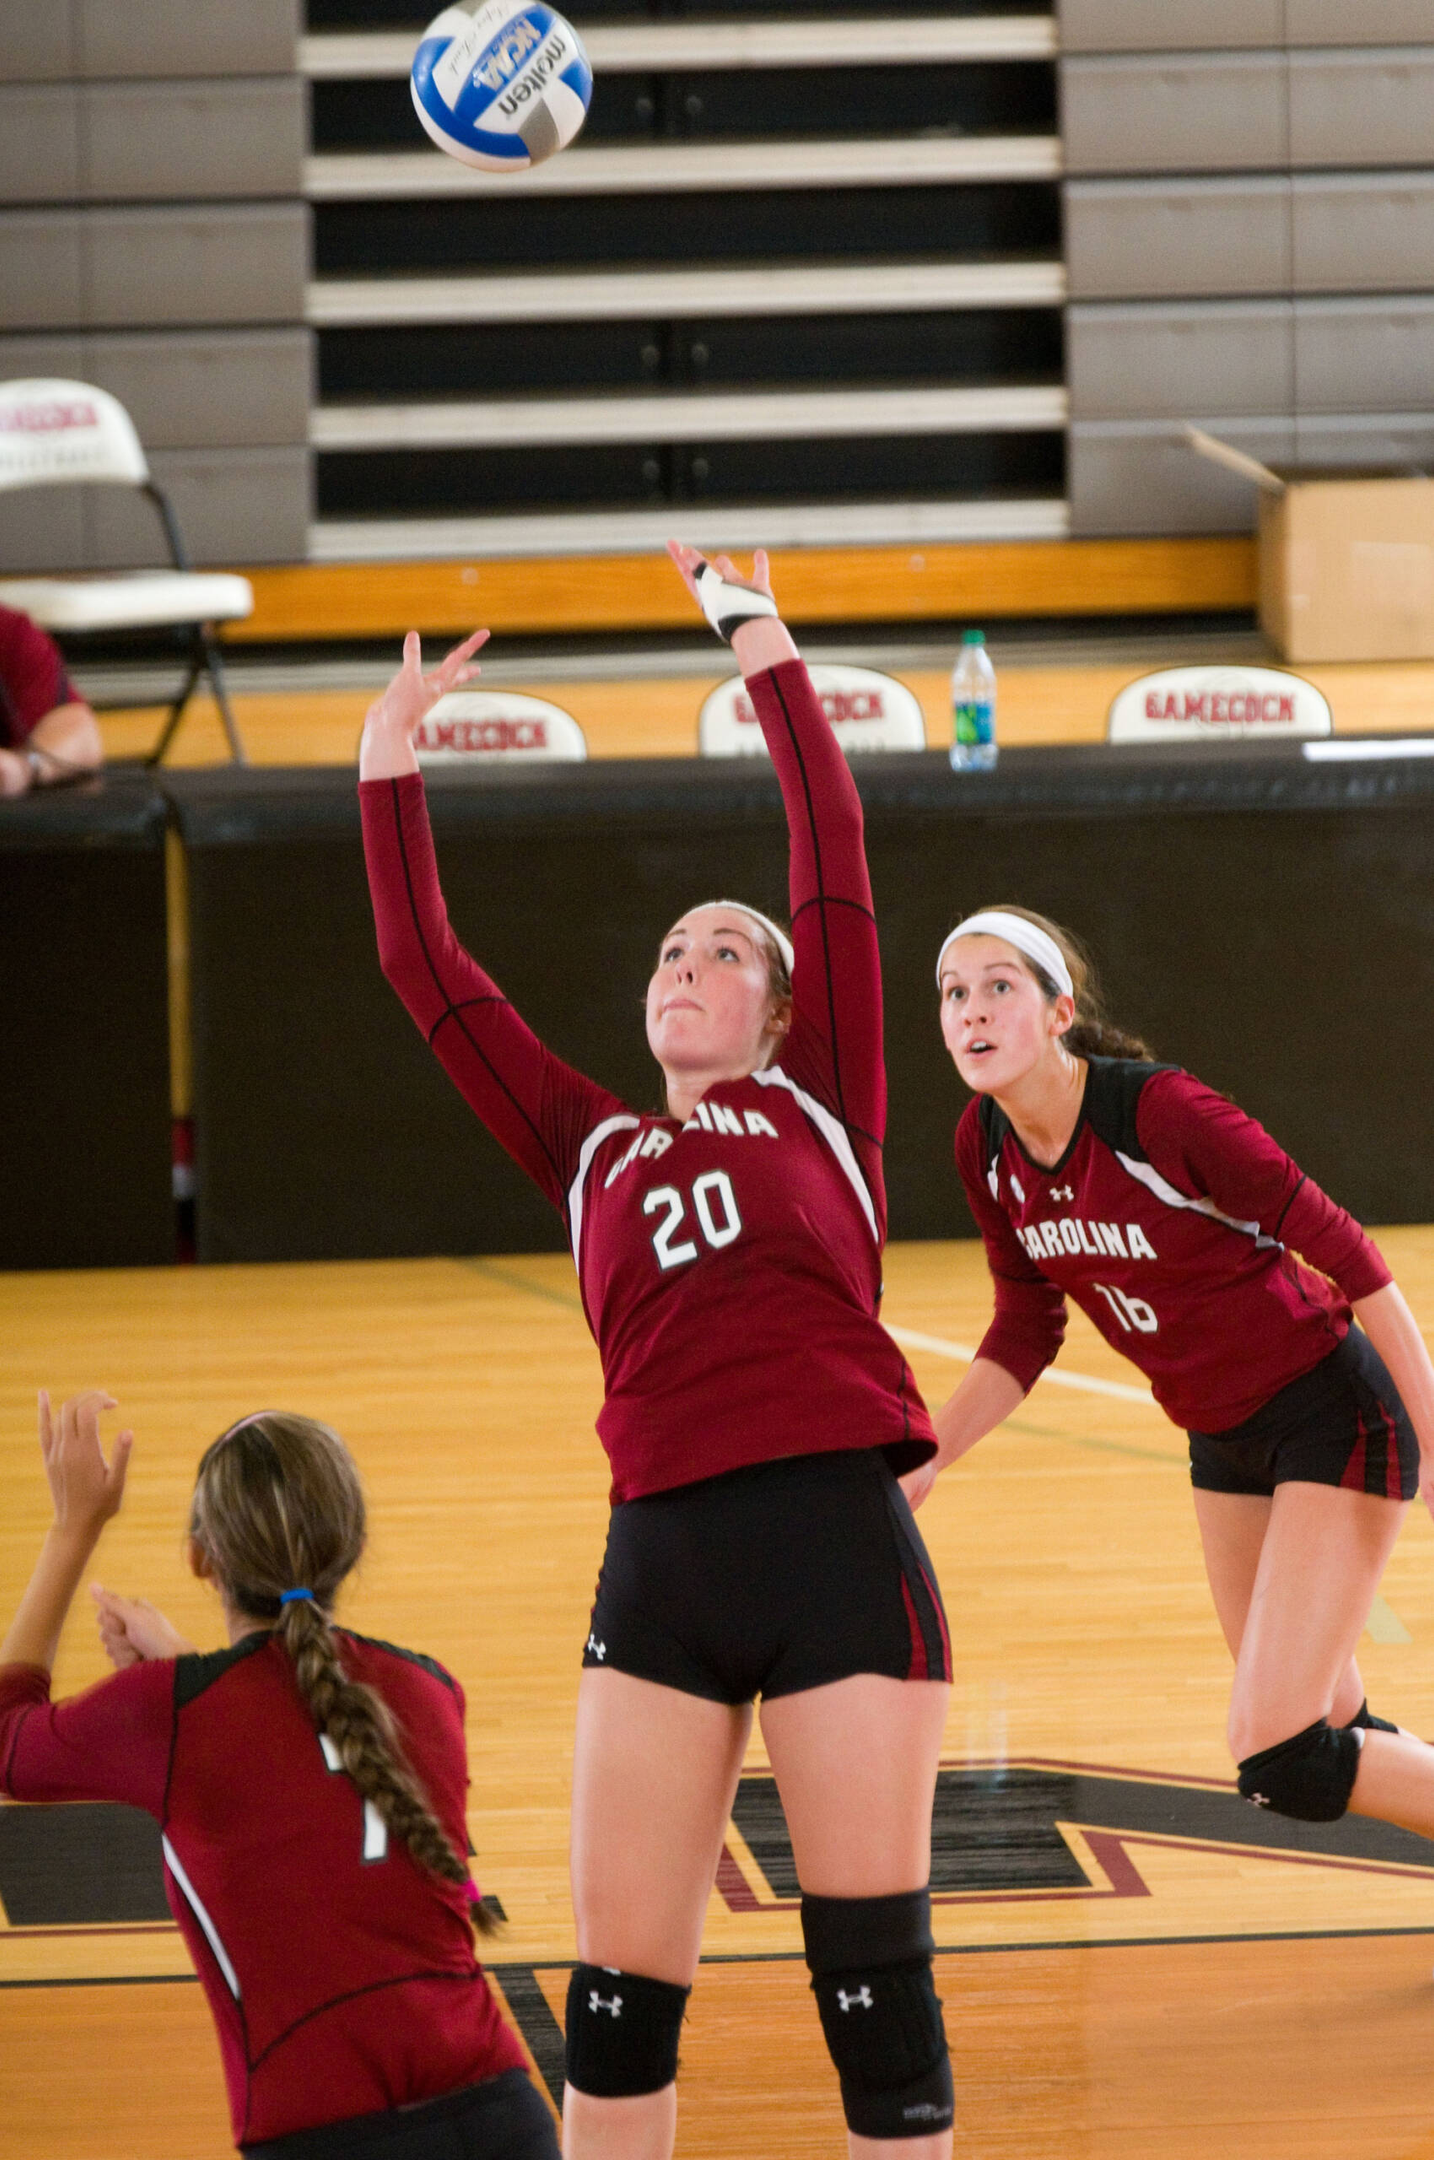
[935,911,1074,997]
[685,901,795,976]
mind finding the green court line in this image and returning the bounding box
[462,1257,587,1314]
[998,1416,1185,1467]
[460,1261,1186,1467]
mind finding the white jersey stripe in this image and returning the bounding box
[1115,1150,1279,1252]
[162,1833,241,2000]
[568,1113,641,1263]
[753,1066,879,1245]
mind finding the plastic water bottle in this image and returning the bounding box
[950,629,997,771]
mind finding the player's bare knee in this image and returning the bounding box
[801,1889,954,2141]
[564,1965,688,2098]
[1237,1719,1362,1822]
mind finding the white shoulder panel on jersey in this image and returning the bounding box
[162,1833,242,1999]
[568,1113,641,1262]
[1115,1150,1279,1252]
[752,1066,879,1244]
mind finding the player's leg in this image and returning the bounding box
[564,1667,751,2160]
[761,1673,953,2160]
[1193,1488,1368,1726]
[1221,1481,1434,1832]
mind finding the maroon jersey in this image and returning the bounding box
[957,1057,1392,1432]
[0,602,73,746]
[362,657,935,1503]
[0,1632,525,2146]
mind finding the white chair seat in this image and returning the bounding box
[0,571,254,632]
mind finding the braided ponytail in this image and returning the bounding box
[971,903,1155,1061]
[190,1414,494,1931]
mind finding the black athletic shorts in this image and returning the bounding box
[582,1448,951,1704]
[1187,1327,1419,1501]
[241,2071,559,2160]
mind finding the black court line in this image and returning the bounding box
[10,1920,1434,2002]
[489,1964,566,2111]
[0,1972,199,1989]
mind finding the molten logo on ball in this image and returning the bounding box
[411,0,593,171]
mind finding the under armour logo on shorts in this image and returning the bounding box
[837,1986,873,2011]
[586,1633,606,1660]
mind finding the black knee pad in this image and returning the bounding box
[564,1965,688,2097]
[801,1889,954,2141]
[1238,1719,1362,1822]
[1350,1699,1398,1734]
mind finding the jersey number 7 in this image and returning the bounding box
[643,1171,743,1272]
[320,1730,389,1860]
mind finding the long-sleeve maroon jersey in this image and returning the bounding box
[0,1632,525,2146]
[362,658,936,1502]
[957,1057,1392,1432]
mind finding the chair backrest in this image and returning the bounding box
[0,379,150,494]
[1107,665,1332,744]
[415,691,588,764]
[700,665,928,757]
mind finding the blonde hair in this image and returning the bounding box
[964,903,1155,1061]
[189,1413,492,1927]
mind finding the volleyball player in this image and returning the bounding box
[0,1390,559,2160]
[359,545,954,2160]
[919,905,1434,1848]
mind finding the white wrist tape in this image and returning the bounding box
[693,557,780,644]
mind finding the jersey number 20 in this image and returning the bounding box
[644,1171,743,1271]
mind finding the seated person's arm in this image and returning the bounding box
[0,699,104,796]
[0,603,104,795]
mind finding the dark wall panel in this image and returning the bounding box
[0,778,173,1269]
[171,748,1434,1266]
[315,183,1062,274]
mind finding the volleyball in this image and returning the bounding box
[411,1,593,172]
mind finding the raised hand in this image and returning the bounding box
[91,1586,195,1668]
[0,1392,134,1670]
[666,539,774,607]
[359,628,489,780]
[39,1391,132,1539]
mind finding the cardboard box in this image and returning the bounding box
[1188,428,1434,662]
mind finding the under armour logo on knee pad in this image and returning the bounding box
[588,1992,623,2016]
[837,1986,873,2011]
[1247,1791,1271,1807]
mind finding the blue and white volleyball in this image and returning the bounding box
[412,1,592,171]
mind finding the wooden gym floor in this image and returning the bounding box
[5,1232,1434,2158]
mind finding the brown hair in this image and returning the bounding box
[966,903,1155,1062]
[188,1413,492,1928]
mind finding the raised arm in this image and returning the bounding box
[359,632,628,1220]
[0,1390,172,1816]
[668,544,883,1152]
[0,1391,131,1674]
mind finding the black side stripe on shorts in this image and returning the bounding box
[881,1487,951,1683]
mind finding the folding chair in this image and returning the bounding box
[0,378,254,764]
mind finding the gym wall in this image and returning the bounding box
[1060,0,1434,535]
[0,0,311,570]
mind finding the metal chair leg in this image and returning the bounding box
[146,641,204,767]
[145,625,248,767]
[201,628,248,766]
